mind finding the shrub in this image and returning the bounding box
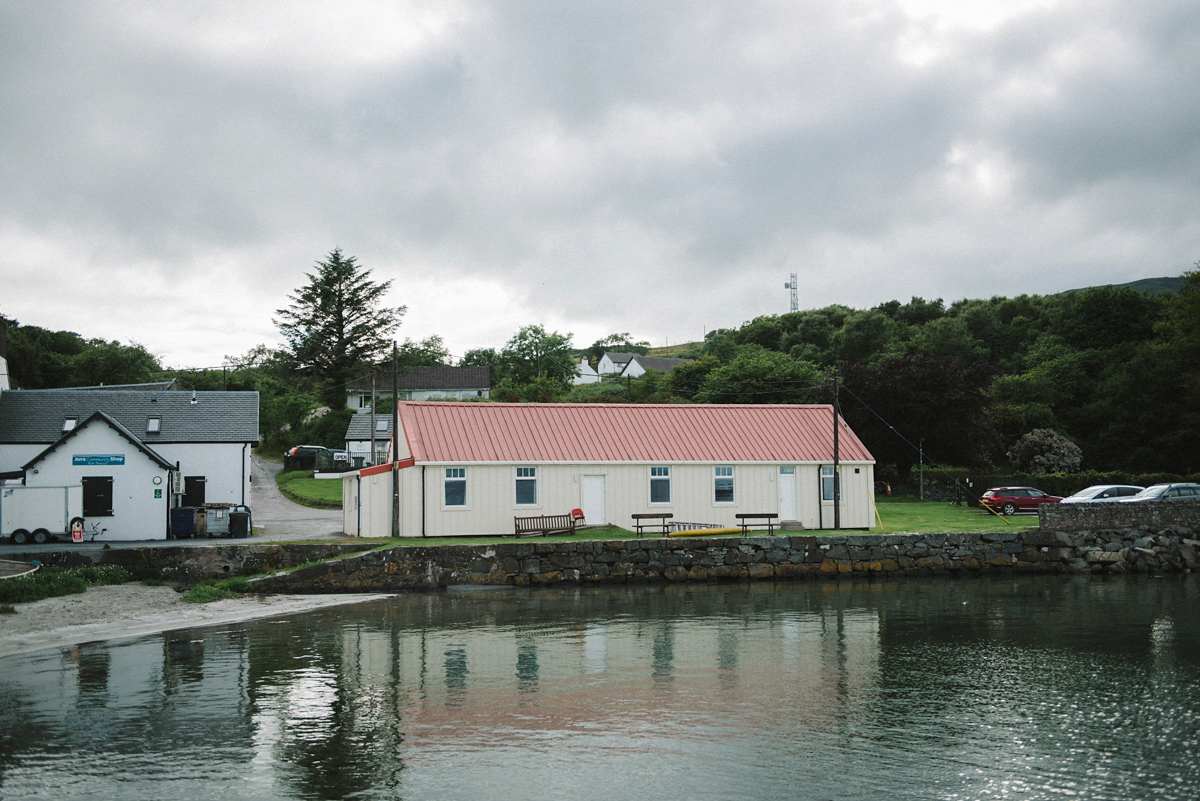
[1008,429,1083,473]
[0,565,130,604]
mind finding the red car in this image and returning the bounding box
[980,486,1063,515]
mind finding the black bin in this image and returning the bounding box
[171,507,201,539]
[229,510,251,539]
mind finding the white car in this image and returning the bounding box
[1122,483,1200,502]
[1059,484,1144,504]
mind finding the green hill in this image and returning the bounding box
[1062,275,1182,295]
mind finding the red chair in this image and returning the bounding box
[571,508,586,524]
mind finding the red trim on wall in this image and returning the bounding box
[358,458,414,477]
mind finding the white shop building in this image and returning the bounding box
[0,389,259,540]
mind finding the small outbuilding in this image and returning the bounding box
[343,402,875,538]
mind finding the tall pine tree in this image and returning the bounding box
[275,249,406,409]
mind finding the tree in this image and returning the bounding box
[498,325,576,389]
[1007,428,1082,473]
[585,333,650,365]
[460,347,501,376]
[396,335,450,367]
[837,351,999,476]
[275,249,406,409]
[695,349,825,404]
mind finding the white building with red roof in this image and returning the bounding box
[343,402,875,538]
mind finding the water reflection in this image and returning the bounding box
[1,576,1198,800]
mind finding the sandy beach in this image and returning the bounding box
[0,583,393,658]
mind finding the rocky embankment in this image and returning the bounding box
[248,524,1200,594]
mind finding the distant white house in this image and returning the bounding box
[619,355,692,378]
[343,401,876,538]
[346,366,490,412]
[596,352,638,375]
[573,360,600,386]
[344,414,392,467]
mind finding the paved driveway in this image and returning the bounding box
[250,455,344,540]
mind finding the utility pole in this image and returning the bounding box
[369,372,377,466]
[831,377,841,530]
[391,342,399,538]
[919,438,925,501]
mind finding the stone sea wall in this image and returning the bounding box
[1039,499,1200,532]
[9,542,377,582]
[250,523,1200,594]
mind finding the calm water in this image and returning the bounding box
[2,577,1198,800]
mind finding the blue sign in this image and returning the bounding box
[73,454,125,466]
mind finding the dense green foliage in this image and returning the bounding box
[0,315,161,388]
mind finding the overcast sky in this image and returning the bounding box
[1,0,1197,368]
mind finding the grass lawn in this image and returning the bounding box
[872,496,1036,533]
[275,469,343,508]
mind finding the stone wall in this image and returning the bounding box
[9,542,376,582]
[249,525,1200,594]
[1039,499,1200,532]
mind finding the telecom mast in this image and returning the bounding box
[784,273,799,313]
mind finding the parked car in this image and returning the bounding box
[1121,483,1200,503]
[1059,485,1144,504]
[284,445,331,471]
[979,486,1063,515]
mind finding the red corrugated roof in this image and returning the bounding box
[396,402,874,463]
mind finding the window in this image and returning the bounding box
[714,466,734,503]
[82,476,113,517]
[63,416,77,432]
[445,468,466,506]
[516,467,537,505]
[650,466,671,504]
[821,466,840,501]
[147,416,161,433]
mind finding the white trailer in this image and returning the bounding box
[1,485,83,545]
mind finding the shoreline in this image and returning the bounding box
[0,583,394,659]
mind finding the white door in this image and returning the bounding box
[582,475,606,525]
[779,466,797,521]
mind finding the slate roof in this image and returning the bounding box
[22,411,175,470]
[601,352,638,365]
[0,390,259,444]
[61,380,185,392]
[395,402,874,463]
[347,366,490,392]
[625,355,692,373]
[344,414,393,440]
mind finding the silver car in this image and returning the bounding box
[1060,484,1144,504]
[1121,483,1200,502]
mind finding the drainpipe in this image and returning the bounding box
[356,474,361,537]
[421,465,426,538]
[241,443,248,505]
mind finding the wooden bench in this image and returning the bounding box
[735,513,778,535]
[514,514,577,538]
[631,512,673,538]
